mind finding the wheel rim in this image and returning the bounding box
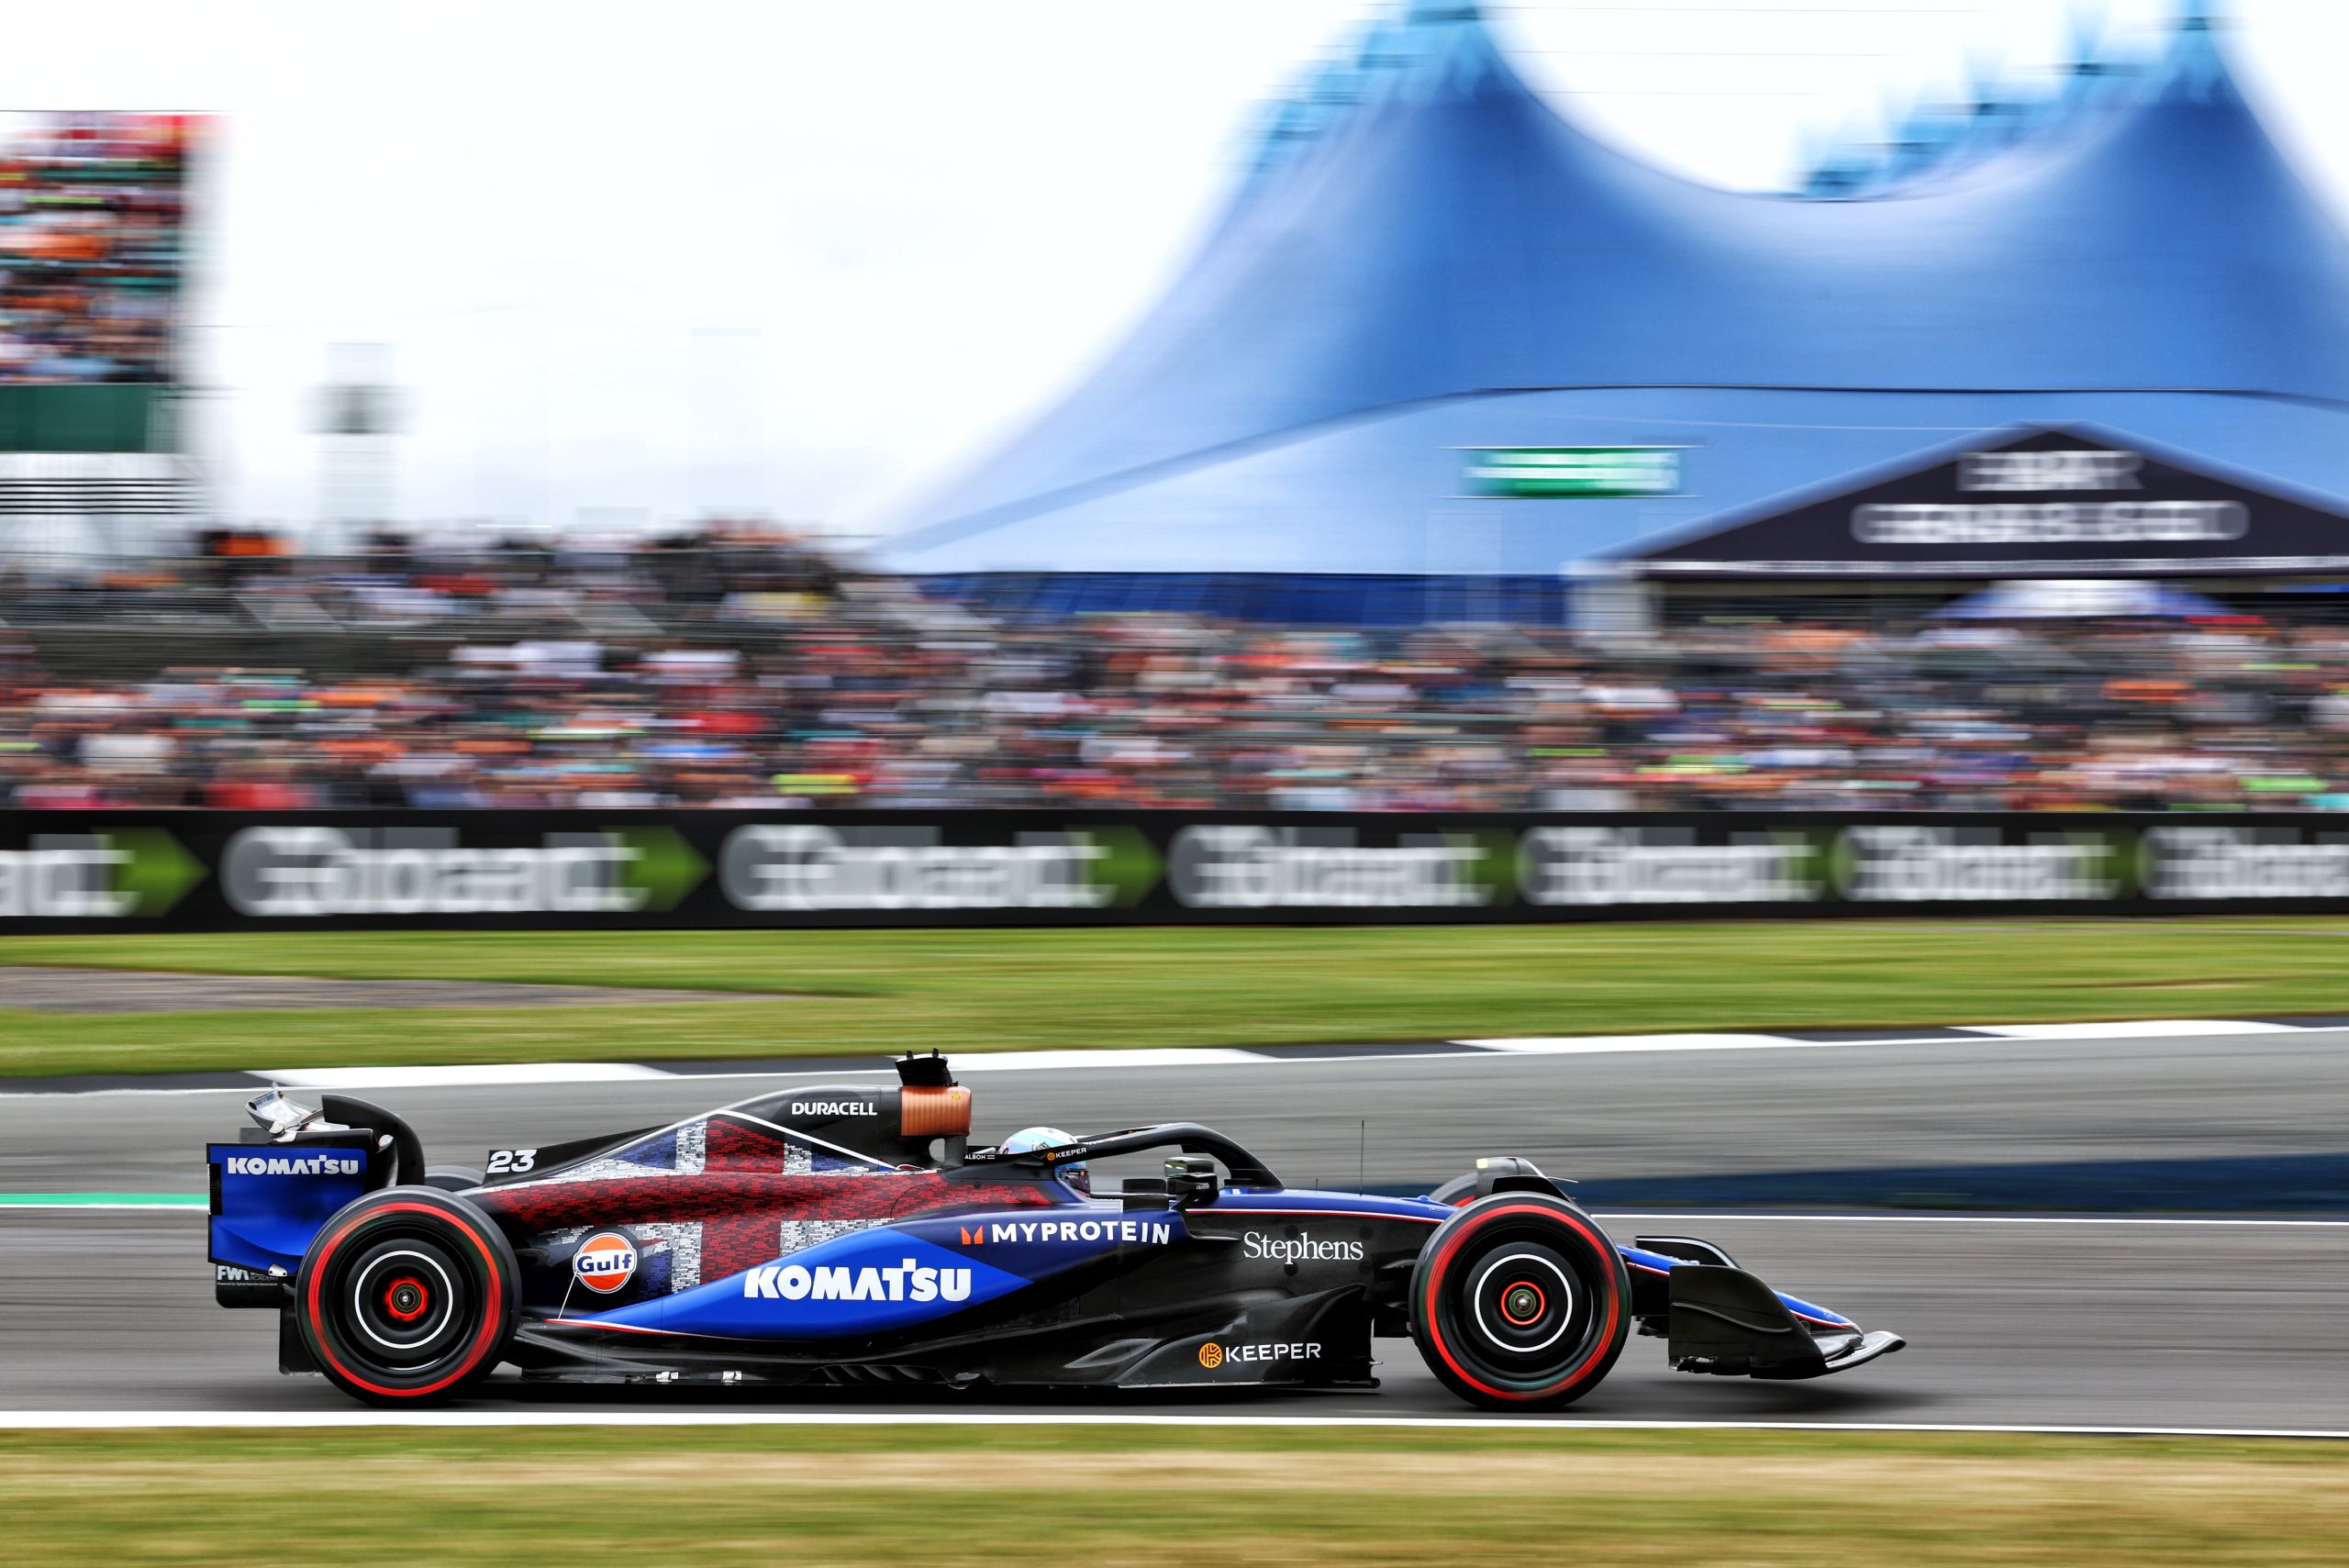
[318,1224,482,1384]
[1426,1213,1617,1397]
[1474,1251,1573,1351]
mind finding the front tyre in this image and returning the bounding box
[295,1187,518,1406]
[1409,1193,1630,1411]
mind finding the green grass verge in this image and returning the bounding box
[6,1425,2344,1565]
[3,918,2349,1078]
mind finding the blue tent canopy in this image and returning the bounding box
[878,5,2349,593]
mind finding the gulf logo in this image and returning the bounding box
[573,1231,638,1295]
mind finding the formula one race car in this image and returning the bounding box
[206,1052,1903,1408]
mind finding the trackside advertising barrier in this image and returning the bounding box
[4,811,2349,931]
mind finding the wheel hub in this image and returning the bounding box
[1466,1247,1579,1356]
[345,1240,465,1362]
[384,1276,430,1322]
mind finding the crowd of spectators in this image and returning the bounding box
[0,113,195,384]
[6,535,2349,812]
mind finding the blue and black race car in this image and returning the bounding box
[206,1051,1903,1408]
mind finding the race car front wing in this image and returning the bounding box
[1664,1262,1906,1380]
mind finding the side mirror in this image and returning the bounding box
[1164,1155,1220,1208]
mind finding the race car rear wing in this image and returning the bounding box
[206,1130,377,1282]
[205,1090,425,1291]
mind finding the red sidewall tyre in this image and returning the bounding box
[296,1186,518,1407]
[1410,1193,1631,1411]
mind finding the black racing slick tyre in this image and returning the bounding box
[295,1186,518,1406]
[1409,1193,1631,1411]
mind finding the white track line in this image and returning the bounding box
[1969,1019,2300,1039]
[950,1049,1264,1073]
[0,1211,199,1220]
[0,1084,247,1099]
[0,1411,2342,1438]
[257,1062,674,1089]
[1461,1032,1938,1055]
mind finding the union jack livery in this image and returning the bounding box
[206,1052,1903,1407]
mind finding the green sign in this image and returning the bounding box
[0,385,170,453]
[1461,446,1682,499]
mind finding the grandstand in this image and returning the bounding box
[9,530,2349,813]
[0,112,201,561]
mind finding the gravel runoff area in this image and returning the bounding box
[0,965,796,1015]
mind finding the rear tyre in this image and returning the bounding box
[295,1186,518,1406]
[1409,1193,1630,1411]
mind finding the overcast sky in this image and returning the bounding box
[9,0,2342,542]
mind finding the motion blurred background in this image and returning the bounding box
[7,1,2349,821]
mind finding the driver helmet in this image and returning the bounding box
[999,1126,1089,1195]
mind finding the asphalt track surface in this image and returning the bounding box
[6,1029,2347,1429]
